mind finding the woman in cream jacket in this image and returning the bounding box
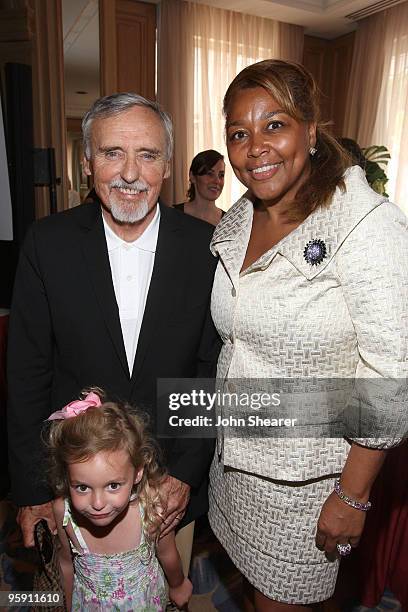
[208,59,408,611]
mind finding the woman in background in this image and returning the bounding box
[208,59,408,611]
[174,149,225,226]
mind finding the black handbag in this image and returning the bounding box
[32,519,67,611]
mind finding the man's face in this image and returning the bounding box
[83,106,170,227]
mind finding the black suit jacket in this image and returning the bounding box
[7,199,220,523]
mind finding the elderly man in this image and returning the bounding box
[7,93,219,555]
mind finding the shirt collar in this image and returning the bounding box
[102,204,160,253]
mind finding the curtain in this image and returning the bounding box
[343,13,386,146]
[157,0,303,208]
[371,2,408,210]
[344,2,408,211]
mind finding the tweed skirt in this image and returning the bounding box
[208,454,340,604]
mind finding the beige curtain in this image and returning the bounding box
[157,0,304,208]
[371,2,408,211]
[343,13,386,145]
[344,2,408,211]
[157,0,194,206]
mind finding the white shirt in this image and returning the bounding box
[103,205,160,374]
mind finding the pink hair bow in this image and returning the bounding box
[47,391,102,421]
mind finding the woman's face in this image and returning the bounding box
[226,87,316,208]
[191,159,225,202]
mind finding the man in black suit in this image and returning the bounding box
[7,93,219,548]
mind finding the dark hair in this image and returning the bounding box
[46,388,165,538]
[223,59,351,220]
[187,149,224,201]
[338,138,366,170]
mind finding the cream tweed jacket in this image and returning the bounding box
[210,166,408,481]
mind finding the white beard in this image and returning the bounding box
[108,194,149,224]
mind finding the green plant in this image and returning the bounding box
[361,145,391,197]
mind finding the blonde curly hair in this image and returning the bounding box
[46,388,165,539]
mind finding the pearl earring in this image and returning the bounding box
[309,147,317,156]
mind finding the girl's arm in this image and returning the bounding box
[156,532,192,609]
[52,498,74,610]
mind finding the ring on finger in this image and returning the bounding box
[336,542,352,556]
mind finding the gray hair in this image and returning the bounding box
[82,92,173,161]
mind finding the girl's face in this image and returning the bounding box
[68,448,142,527]
[190,159,225,202]
[226,87,316,208]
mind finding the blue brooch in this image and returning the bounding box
[303,239,327,266]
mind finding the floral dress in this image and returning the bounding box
[63,500,167,611]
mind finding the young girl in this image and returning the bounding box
[46,389,192,611]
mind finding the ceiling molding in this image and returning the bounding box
[261,0,325,13]
[345,0,406,20]
[64,0,98,54]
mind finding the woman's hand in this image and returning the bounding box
[316,445,386,557]
[315,491,367,557]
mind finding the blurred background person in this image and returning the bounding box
[174,149,225,226]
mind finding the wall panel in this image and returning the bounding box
[303,32,355,137]
[100,0,156,99]
[329,33,355,136]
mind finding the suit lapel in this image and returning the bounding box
[131,203,181,384]
[211,195,253,292]
[79,202,129,377]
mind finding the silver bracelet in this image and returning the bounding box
[334,479,372,512]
